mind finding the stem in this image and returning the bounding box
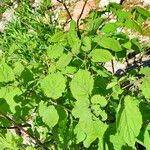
[76,0,88,38]
[56,0,72,20]
[0,112,48,150]
[111,60,115,74]
[49,100,72,113]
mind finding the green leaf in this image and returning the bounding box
[125,20,142,33]
[69,20,77,30]
[110,133,126,150]
[98,36,122,52]
[0,131,22,150]
[131,38,142,52]
[122,41,132,49]
[135,6,150,18]
[82,119,107,147]
[91,95,107,107]
[70,70,94,100]
[117,96,142,147]
[139,76,150,99]
[72,99,90,119]
[68,30,81,54]
[81,36,91,52]
[106,79,118,89]
[116,10,131,22]
[144,125,150,150]
[38,102,59,128]
[101,23,118,33]
[13,62,24,76]
[56,52,72,70]
[0,62,15,83]
[49,31,64,43]
[0,86,22,114]
[90,49,113,62]
[139,67,150,75]
[40,73,66,99]
[88,18,103,33]
[72,100,108,147]
[47,44,64,59]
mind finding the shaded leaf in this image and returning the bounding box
[38,102,59,128]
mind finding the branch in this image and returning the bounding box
[76,0,88,38]
[56,0,72,20]
[0,112,49,150]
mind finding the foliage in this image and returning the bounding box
[0,0,150,149]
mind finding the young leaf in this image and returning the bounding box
[38,102,59,128]
[90,49,113,62]
[70,70,94,100]
[40,73,66,99]
[117,96,142,147]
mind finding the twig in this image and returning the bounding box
[111,60,115,74]
[120,0,126,5]
[56,0,72,20]
[76,0,88,38]
[49,100,72,113]
[0,112,49,150]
